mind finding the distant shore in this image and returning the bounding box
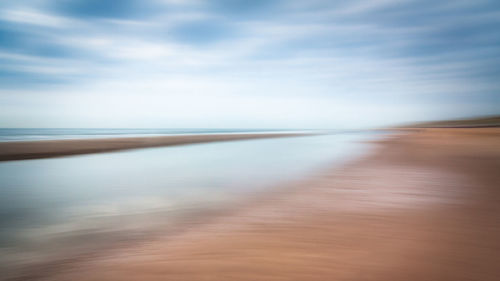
[36,127,500,281]
[0,132,313,161]
[400,115,500,128]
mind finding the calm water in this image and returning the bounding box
[0,132,378,273]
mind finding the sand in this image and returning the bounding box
[10,128,500,280]
[0,132,311,161]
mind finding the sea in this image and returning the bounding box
[0,128,311,142]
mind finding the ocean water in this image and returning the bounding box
[0,128,314,142]
[0,131,379,275]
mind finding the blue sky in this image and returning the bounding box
[0,0,499,128]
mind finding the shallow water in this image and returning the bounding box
[0,132,378,273]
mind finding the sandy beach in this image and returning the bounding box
[12,127,493,281]
[0,132,311,161]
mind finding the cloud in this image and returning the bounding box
[52,0,159,19]
[168,19,237,45]
[0,24,59,56]
[208,0,282,18]
[0,8,72,27]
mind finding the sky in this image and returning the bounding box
[0,0,499,128]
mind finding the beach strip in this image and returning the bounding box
[0,132,312,161]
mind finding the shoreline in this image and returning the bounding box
[0,132,313,161]
[34,127,500,281]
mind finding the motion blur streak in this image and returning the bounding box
[1,0,500,280]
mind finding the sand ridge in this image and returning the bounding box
[0,132,313,161]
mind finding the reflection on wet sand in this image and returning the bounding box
[32,128,500,281]
[0,133,373,280]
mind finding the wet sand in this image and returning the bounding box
[0,133,311,161]
[21,128,500,280]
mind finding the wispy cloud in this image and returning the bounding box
[0,0,499,127]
